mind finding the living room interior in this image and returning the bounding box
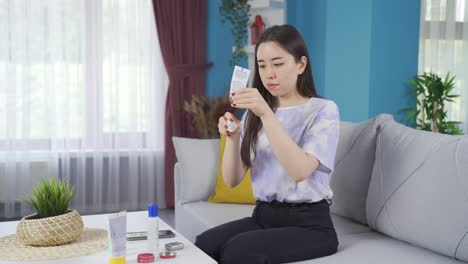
[1,0,468,263]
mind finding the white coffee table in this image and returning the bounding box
[0,211,216,264]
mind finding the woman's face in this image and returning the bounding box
[256,41,306,98]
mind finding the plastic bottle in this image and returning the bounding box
[147,204,159,255]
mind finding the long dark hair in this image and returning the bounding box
[241,24,319,167]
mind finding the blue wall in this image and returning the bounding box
[369,0,420,120]
[207,0,420,122]
[286,0,420,122]
[288,0,327,96]
[324,0,374,121]
[206,0,232,97]
[206,0,247,98]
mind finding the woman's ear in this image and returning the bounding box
[297,56,307,75]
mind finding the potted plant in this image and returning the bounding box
[219,0,251,67]
[401,72,464,135]
[16,177,83,246]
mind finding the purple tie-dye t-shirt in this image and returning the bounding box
[240,97,340,203]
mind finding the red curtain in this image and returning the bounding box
[153,0,212,207]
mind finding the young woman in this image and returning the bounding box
[195,24,340,264]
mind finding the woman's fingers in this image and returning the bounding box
[231,92,259,109]
[233,87,255,95]
[224,111,236,121]
[224,112,241,124]
[231,89,259,101]
[218,115,230,136]
[218,125,231,136]
[231,88,270,118]
[230,88,256,102]
[231,97,255,105]
[232,102,256,110]
[219,112,240,136]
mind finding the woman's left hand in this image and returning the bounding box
[230,88,274,118]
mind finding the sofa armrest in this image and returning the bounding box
[172,137,220,205]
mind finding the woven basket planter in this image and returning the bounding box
[16,210,84,246]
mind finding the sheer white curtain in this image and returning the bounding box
[419,0,468,133]
[0,0,167,219]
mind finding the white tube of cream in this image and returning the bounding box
[108,211,127,263]
[230,65,251,95]
[228,65,251,132]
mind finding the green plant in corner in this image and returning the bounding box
[401,72,463,135]
[25,177,76,218]
[219,0,250,67]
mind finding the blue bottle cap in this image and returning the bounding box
[148,203,158,217]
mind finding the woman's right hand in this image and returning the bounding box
[218,112,241,137]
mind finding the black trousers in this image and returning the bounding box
[195,199,339,264]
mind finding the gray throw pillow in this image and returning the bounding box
[172,137,220,203]
[366,120,468,261]
[330,114,393,225]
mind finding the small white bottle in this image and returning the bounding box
[147,203,159,255]
[227,120,238,132]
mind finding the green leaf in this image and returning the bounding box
[24,177,76,217]
[402,111,417,123]
[399,107,415,113]
[219,0,251,67]
[402,71,463,135]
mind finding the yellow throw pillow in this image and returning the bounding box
[208,135,256,204]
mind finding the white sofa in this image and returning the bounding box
[172,115,468,263]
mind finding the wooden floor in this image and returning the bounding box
[158,208,175,228]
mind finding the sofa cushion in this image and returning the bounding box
[330,114,393,224]
[366,120,468,261]
[177,202,463,264]
[175,201,254,242]
[181,201,255,231]
[331,214,372,235]
[172,137,219,203]
[292,232,465,264]
[175,201,371,243]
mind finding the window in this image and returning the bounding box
[0,0,166,149]
[424,0,465,21]
[419,0,468,132]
